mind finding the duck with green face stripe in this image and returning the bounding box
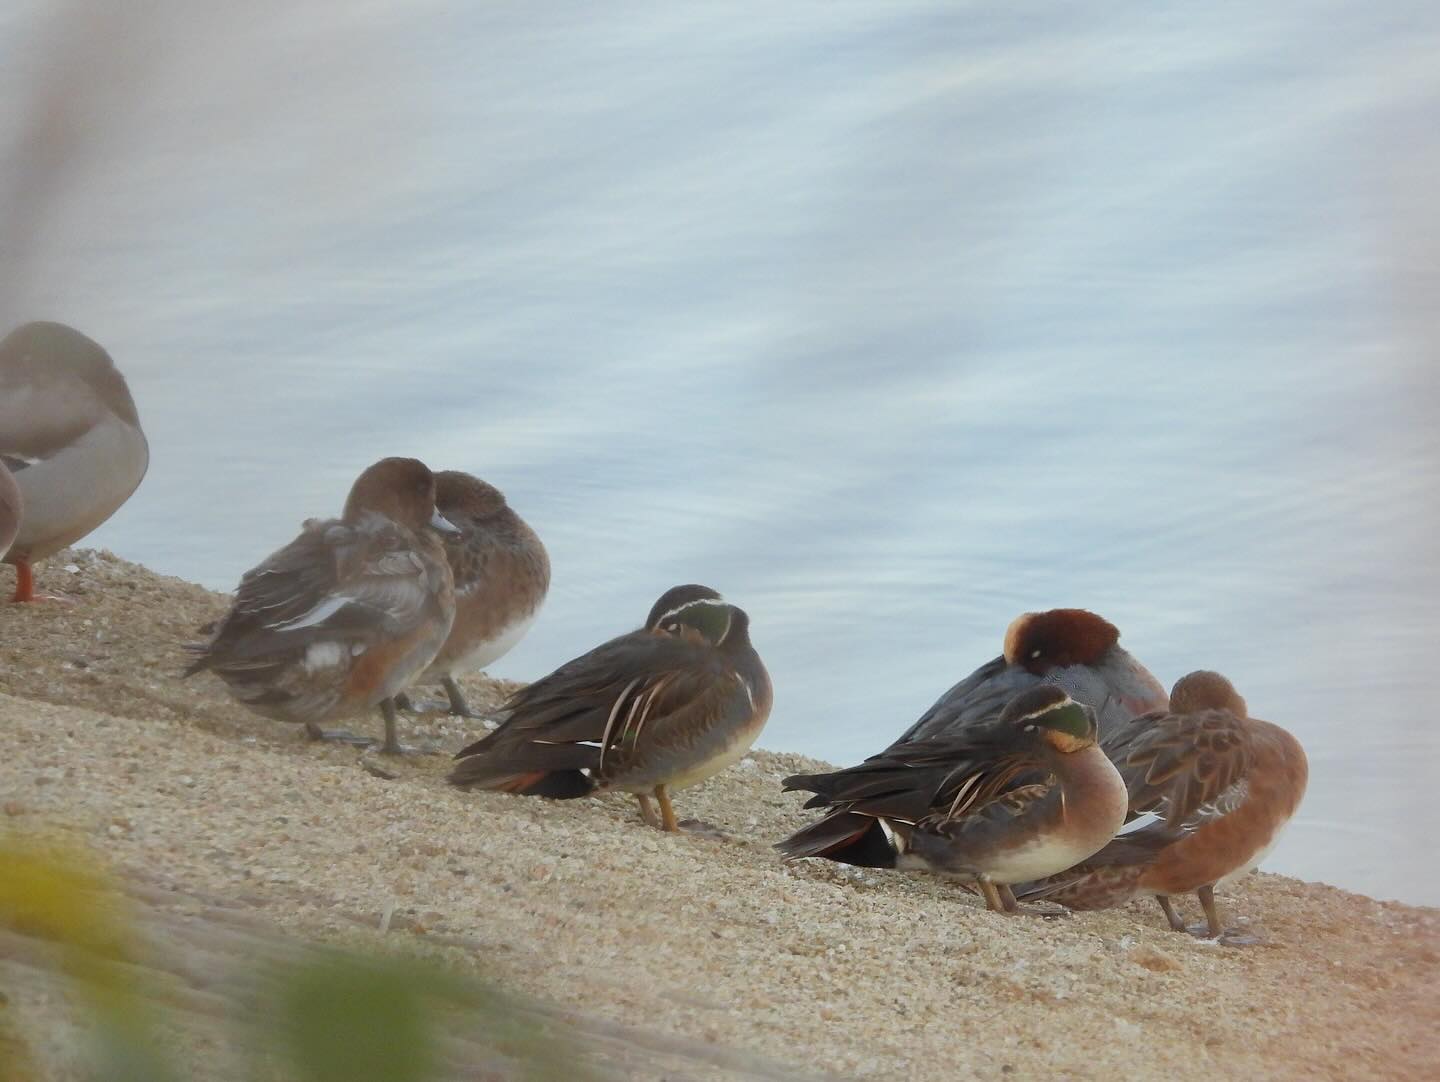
[779,686,1128,914]
[449,586,772,832]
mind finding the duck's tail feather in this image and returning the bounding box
[773,811,897,868]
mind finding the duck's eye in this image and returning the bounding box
[665,622,681,633]
[1023,724,1037,733]
[1030,649,1043,659]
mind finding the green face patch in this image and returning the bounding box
[660,599,733,644]
[1032,701,1093,740]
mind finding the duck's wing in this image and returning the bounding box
[775,729,1031,863]
[185,516,438,675]
[0,369,105,464]
[908,780,1053,847]
[449,631,741,791]
[786,729,1026,817]
[1114,707,1254,830]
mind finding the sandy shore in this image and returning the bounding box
[2,550,1437,1080]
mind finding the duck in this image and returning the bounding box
[449,586,771,832]
[779,686,1129,914]
[0,461,19,563]
[398,471,549,717]
[896,608,1167,743]
[775,608,1166,865]
[0,321,149,602]
[184,457,457,755]
[1016,671,1308,943]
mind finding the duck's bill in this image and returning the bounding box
[429,509,461,534]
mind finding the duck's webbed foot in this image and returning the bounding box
[998,884,1071,918]
[8,561,72,603]
[1181,886,1264,946]
[393,678,498,722]
[374,699,441,756]
[977,878,1007,913]
[304,721,376,747]
[636,793,661,829]
[676,819,730,841]
[442,676,495,720]
[1155,894,1189,933]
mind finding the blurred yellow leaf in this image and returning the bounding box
[0,832,177,1082]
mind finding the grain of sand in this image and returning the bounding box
[1,551,1437,1080]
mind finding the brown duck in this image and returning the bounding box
[402,471,549,717]
[1018,670,1309,943]
[184,458,457,755]
[449,586,771,831]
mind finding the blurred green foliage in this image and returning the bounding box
[0,833,584,1082]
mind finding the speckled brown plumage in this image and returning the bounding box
[1021,671,1309,941]
[412,472,549,714]
[184,458,456,754]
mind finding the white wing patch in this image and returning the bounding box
[269,595,356,632]
[302,641,348,673]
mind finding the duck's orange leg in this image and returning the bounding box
[654,785,679,832]
[9,559,72,603]
[977,879,1007,913]
[11,559,34,602]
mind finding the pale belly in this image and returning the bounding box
[1216,819,1292,889]
[665,726,763,792]
[422,607,538,680]
[614,716,767,795]
[974,834,1110,885]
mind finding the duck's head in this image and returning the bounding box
[433,471,508,521]
[1002,608,1120,676]
[653,596,749,648]
[1170,670,1247,717]
[645,584,723,630]
[344,457,457,535]
[999,685,1098,754]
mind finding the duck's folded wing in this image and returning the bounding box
[0,377,104,463]
[186,521,433,671]
[449,633,721,785]
[784,729,1020,817]
[776,732,1029,866]
[913,780,1051,840]
[453,630,663,755]
[592,666,750,784]
[1117,708,1254,828]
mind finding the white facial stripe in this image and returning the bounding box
[1017,696,1075,723]
[655,596,728,624]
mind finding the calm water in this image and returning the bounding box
[4,2,1437,904]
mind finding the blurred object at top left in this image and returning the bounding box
[0,320,148,602]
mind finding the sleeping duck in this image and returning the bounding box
[0,321,149,602]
